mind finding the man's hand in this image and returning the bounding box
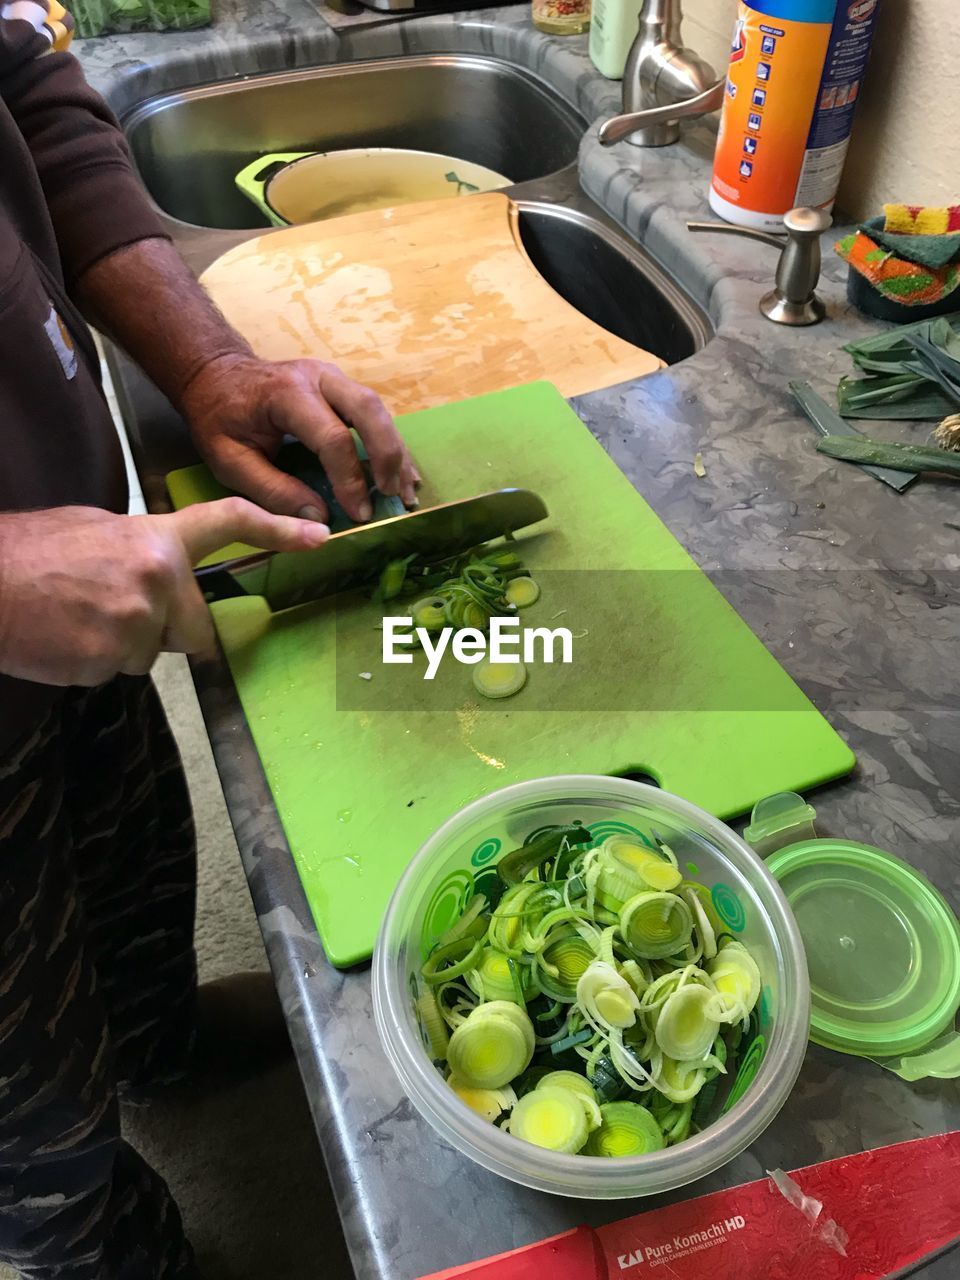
[76,240,421,525]
[0,501,329,687]
[182,355,420,525]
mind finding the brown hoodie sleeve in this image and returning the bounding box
[0,6,169,284]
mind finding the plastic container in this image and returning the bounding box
[373,776,810,1199]
[710,0,880,232]
[768,839,960,1073]
[744,791,818,858]
[588,0,644,80]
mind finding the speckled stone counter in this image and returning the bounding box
[76,8,960,1278]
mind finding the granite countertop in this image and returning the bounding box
[76,6,960,1278]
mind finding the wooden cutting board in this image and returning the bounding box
[199,192,663,412]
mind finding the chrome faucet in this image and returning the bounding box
[599,0,725,148]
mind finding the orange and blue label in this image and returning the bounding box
[711,0,881,227]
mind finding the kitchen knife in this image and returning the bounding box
[195,487,549,612]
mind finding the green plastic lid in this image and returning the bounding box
[768,839,960,1061]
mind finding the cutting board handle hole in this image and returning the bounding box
[612,768,662,790]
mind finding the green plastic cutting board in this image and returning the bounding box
[169,382,854,966]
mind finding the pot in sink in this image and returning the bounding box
[234,148,512,227]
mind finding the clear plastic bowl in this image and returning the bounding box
[373,776,810,1199]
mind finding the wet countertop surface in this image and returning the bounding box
[77,5,959,1277]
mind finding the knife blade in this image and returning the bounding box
[195,488,549,612]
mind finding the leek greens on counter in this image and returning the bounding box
[817,435,960,477]
[839,315,960,422]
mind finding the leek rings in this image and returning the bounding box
[446,1001,535,1089]
[507,1086,590,1153]
[583,1102,665,1158]
[620,891,694,959]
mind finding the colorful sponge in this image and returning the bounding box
[836,204,960,315]
[883,204,960,236]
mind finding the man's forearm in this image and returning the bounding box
[75,237,252,409]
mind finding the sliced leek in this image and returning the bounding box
[505,576,541,608]
[654,1055,706,1104]
[377,545,541,699]
[651,1096,693,1146]
[415,815,765,1158]
[535,1072,602,1132]
[411,596,447,632]
[448,1075,517,1122]
[594,835,682,912]
[446,1001,535,1089]
[620,891,694,959]
[473,659,527,700]
[497,825,592,886]
[708,942,762,1023]
[506,1086,590,1153]
[536,1070,599,1104]
[422,935,484,985]
[416,988,451,1059]
[577,961,640,1034]
[654,985,723,1062]
[583,1102,665,1158]
[685,887,718,960]
[467,947,529,1004]
[538,928,599,1003]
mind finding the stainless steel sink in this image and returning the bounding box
[123,54,586,230]
[515,200,709,364]
[112,54,711,500]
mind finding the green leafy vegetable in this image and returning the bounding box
[837,314,960,422]
[817,435,960,478]
[837,373,954,420]
[73,0,209,38]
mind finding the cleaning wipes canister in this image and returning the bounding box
[710,0,881,231]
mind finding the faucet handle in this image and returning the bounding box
[761,207,832,326]
[599,79,725,148]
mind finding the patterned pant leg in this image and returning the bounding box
[63,676,199,1091]
[0,688,198,1280]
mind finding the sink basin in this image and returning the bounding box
[515,202,710,365]
[123,54,586,230]
[112,51,710,483]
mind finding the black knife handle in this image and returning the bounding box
[195,567,251,604]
